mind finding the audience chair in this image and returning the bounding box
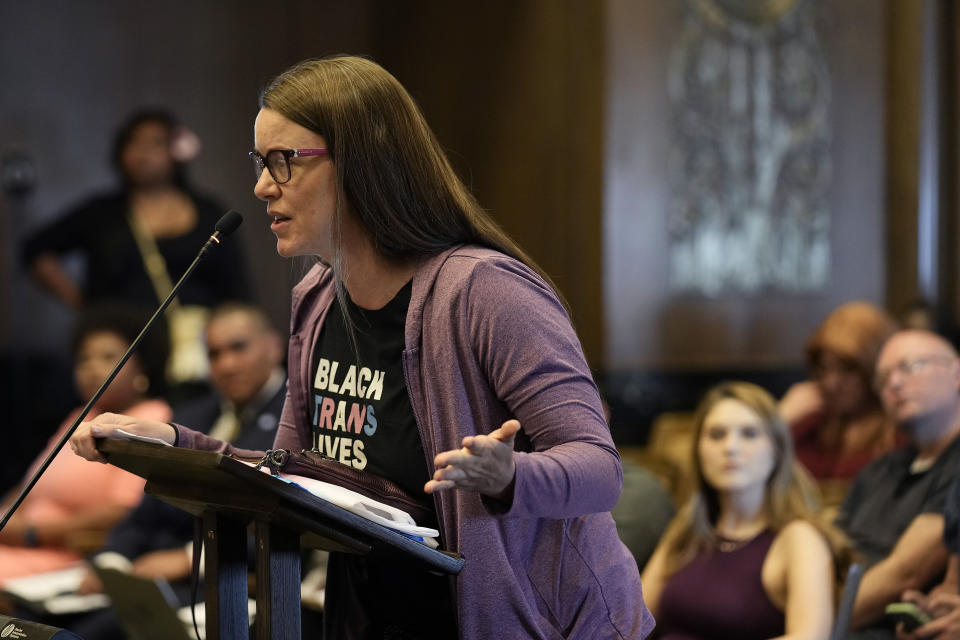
[830,563,864,640]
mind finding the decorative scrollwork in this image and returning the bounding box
[667,0,831,295]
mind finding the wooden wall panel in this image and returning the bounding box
[603,0,889,370]
[371,1,606,365]
[2,0,908,377]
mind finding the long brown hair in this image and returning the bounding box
[659,382,848,577]
[260,55,559,296]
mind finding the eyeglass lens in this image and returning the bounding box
[874,356,947,391]
[266,151,290,183]
[250,151,291,184]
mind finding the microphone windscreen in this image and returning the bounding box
[215,210,244,237]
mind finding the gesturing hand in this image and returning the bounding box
[424,419,520,502]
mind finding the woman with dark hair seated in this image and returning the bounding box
[0,305,171,582]
[642,381,847,640]
[780,301,901,482]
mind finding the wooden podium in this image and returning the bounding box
[98,439,464,640]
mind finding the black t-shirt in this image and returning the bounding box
[311,282,456,639]
[945,472,960,552]
[310,280,429,500]
[838,434,960,568]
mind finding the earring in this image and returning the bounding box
[133,374,150,393]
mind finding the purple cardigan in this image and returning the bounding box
[178,245,653,639]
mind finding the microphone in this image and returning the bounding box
[0,211,244,533]
[201,209,243,255]
[216,209,244,235]
[0,615,83,639]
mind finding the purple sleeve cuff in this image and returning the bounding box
[487,447,623,519]
[171,423,266,459]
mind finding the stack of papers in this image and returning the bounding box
[279,472,440,546]
[2,566,109,614]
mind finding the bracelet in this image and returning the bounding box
[23,526,39,548]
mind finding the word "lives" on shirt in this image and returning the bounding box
[311,357,386,468]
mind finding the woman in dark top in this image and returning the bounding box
[642,382,844,640]
[23,110,251,389]
[23,109,249,310]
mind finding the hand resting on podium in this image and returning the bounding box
[70,414,176,463]
[73,413,523,504]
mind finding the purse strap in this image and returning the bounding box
[189,517,203,640]
[128,211,180,310]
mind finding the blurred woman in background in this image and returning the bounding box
[642,381,845,640]
[0,305,170,582]
[780,301,900,482]
[23,110,250,392]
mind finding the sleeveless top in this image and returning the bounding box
[656,530,784,640]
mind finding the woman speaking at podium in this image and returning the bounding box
[71,55,652,640]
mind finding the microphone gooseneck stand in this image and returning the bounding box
[0,210,244,533]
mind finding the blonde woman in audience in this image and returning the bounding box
[642,381,845,640]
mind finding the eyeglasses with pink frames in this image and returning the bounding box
[249,148,328,184]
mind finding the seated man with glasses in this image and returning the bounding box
[837,329,960,639]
